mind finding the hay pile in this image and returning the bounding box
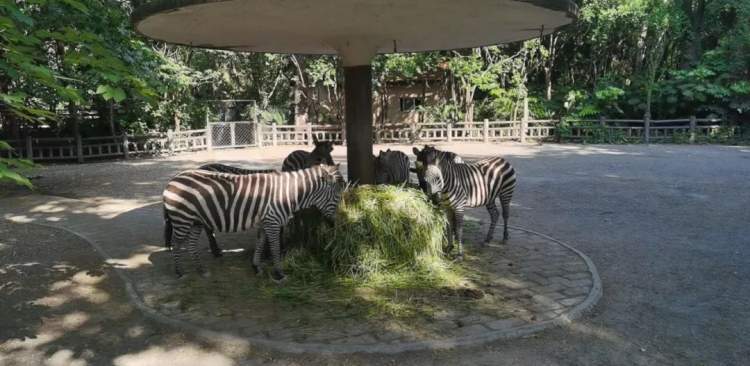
[307,185,449,279]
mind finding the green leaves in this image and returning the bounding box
[0,144,35,189]
[96,85,127,102]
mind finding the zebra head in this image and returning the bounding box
[412,146,444,200]
[310,135,335,166]
[312,164,344,220]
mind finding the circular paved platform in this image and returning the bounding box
[131,222,601,354]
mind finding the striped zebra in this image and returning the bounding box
[281,136,335,245]
[411,146,463,192]
[413,146,516,259]
[282,135,334,171]
[163,163,278,258]
[162,164,343,282]
[374,149,410,185]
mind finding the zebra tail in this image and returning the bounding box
[164,206,173,249]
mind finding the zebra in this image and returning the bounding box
[412,146,516,259]
[374,149,410,185]
[163,163,278,258]
[410,145,463,192]
[162,164,343,282]
[281,136,335,244]
[282,135,334,172]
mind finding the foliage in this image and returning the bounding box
[0,141,34,188]
[557,119,635,144]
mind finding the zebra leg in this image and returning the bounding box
[252,229,266,275]
[454,208,465,261]
[170,226,190,278]
[164,217,173,249]
[484,201,500,245]
[444,210,455,255]
[187,226,209,277]
[264,222,287,283]
[501,197,511,243]
[206,228,223,258]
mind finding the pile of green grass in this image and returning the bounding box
[313,184,449,278]
[168,186,485,321]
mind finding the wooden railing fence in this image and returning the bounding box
[0,116,737,162]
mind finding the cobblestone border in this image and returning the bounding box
[19,217,601,354]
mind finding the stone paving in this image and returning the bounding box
[0,194,600,354]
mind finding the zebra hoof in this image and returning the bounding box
[211,251,223,258]
[271,269,287,284]
[252,264,263,276]
[453,254,464,262]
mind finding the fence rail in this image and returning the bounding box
[1,116,737,162]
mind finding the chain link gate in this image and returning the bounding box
[208,121,259,149]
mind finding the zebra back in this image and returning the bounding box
[282,138,334,171]
[375,149,410,185]
[199,163,276,175]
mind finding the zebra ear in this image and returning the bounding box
[412,147,420,155]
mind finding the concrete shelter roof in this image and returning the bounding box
[133,0,576,60]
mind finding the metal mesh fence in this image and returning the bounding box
[209,122,257,148]
[234,122,256,146]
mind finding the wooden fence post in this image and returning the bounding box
[255,123,262,147]
[689,115,697,143]
[643,113,651,144]
[205,116,213,151]
[599,115,609,143]
[122,134,129,159]
[167,129,175,155]
[206,127,213,151]
[482,118,490,143]
[446,123,453,142]
[75,133,84,163]
[521,96,529,143]
[271,124,278,146]
[230,122,236,147]
[25,135,33,160]
[307,124,314,146]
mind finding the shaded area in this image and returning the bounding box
[137,224,593,346]
[0,221,248,366]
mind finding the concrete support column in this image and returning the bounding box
[344,65,374,184]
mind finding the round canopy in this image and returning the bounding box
[133,0,576,64]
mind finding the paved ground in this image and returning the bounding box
[2,142,749,365]
[0,192,600,354]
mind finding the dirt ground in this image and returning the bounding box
[2,142,749,365]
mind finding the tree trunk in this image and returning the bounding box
[679,0,705,68]
[108,102,116,135]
